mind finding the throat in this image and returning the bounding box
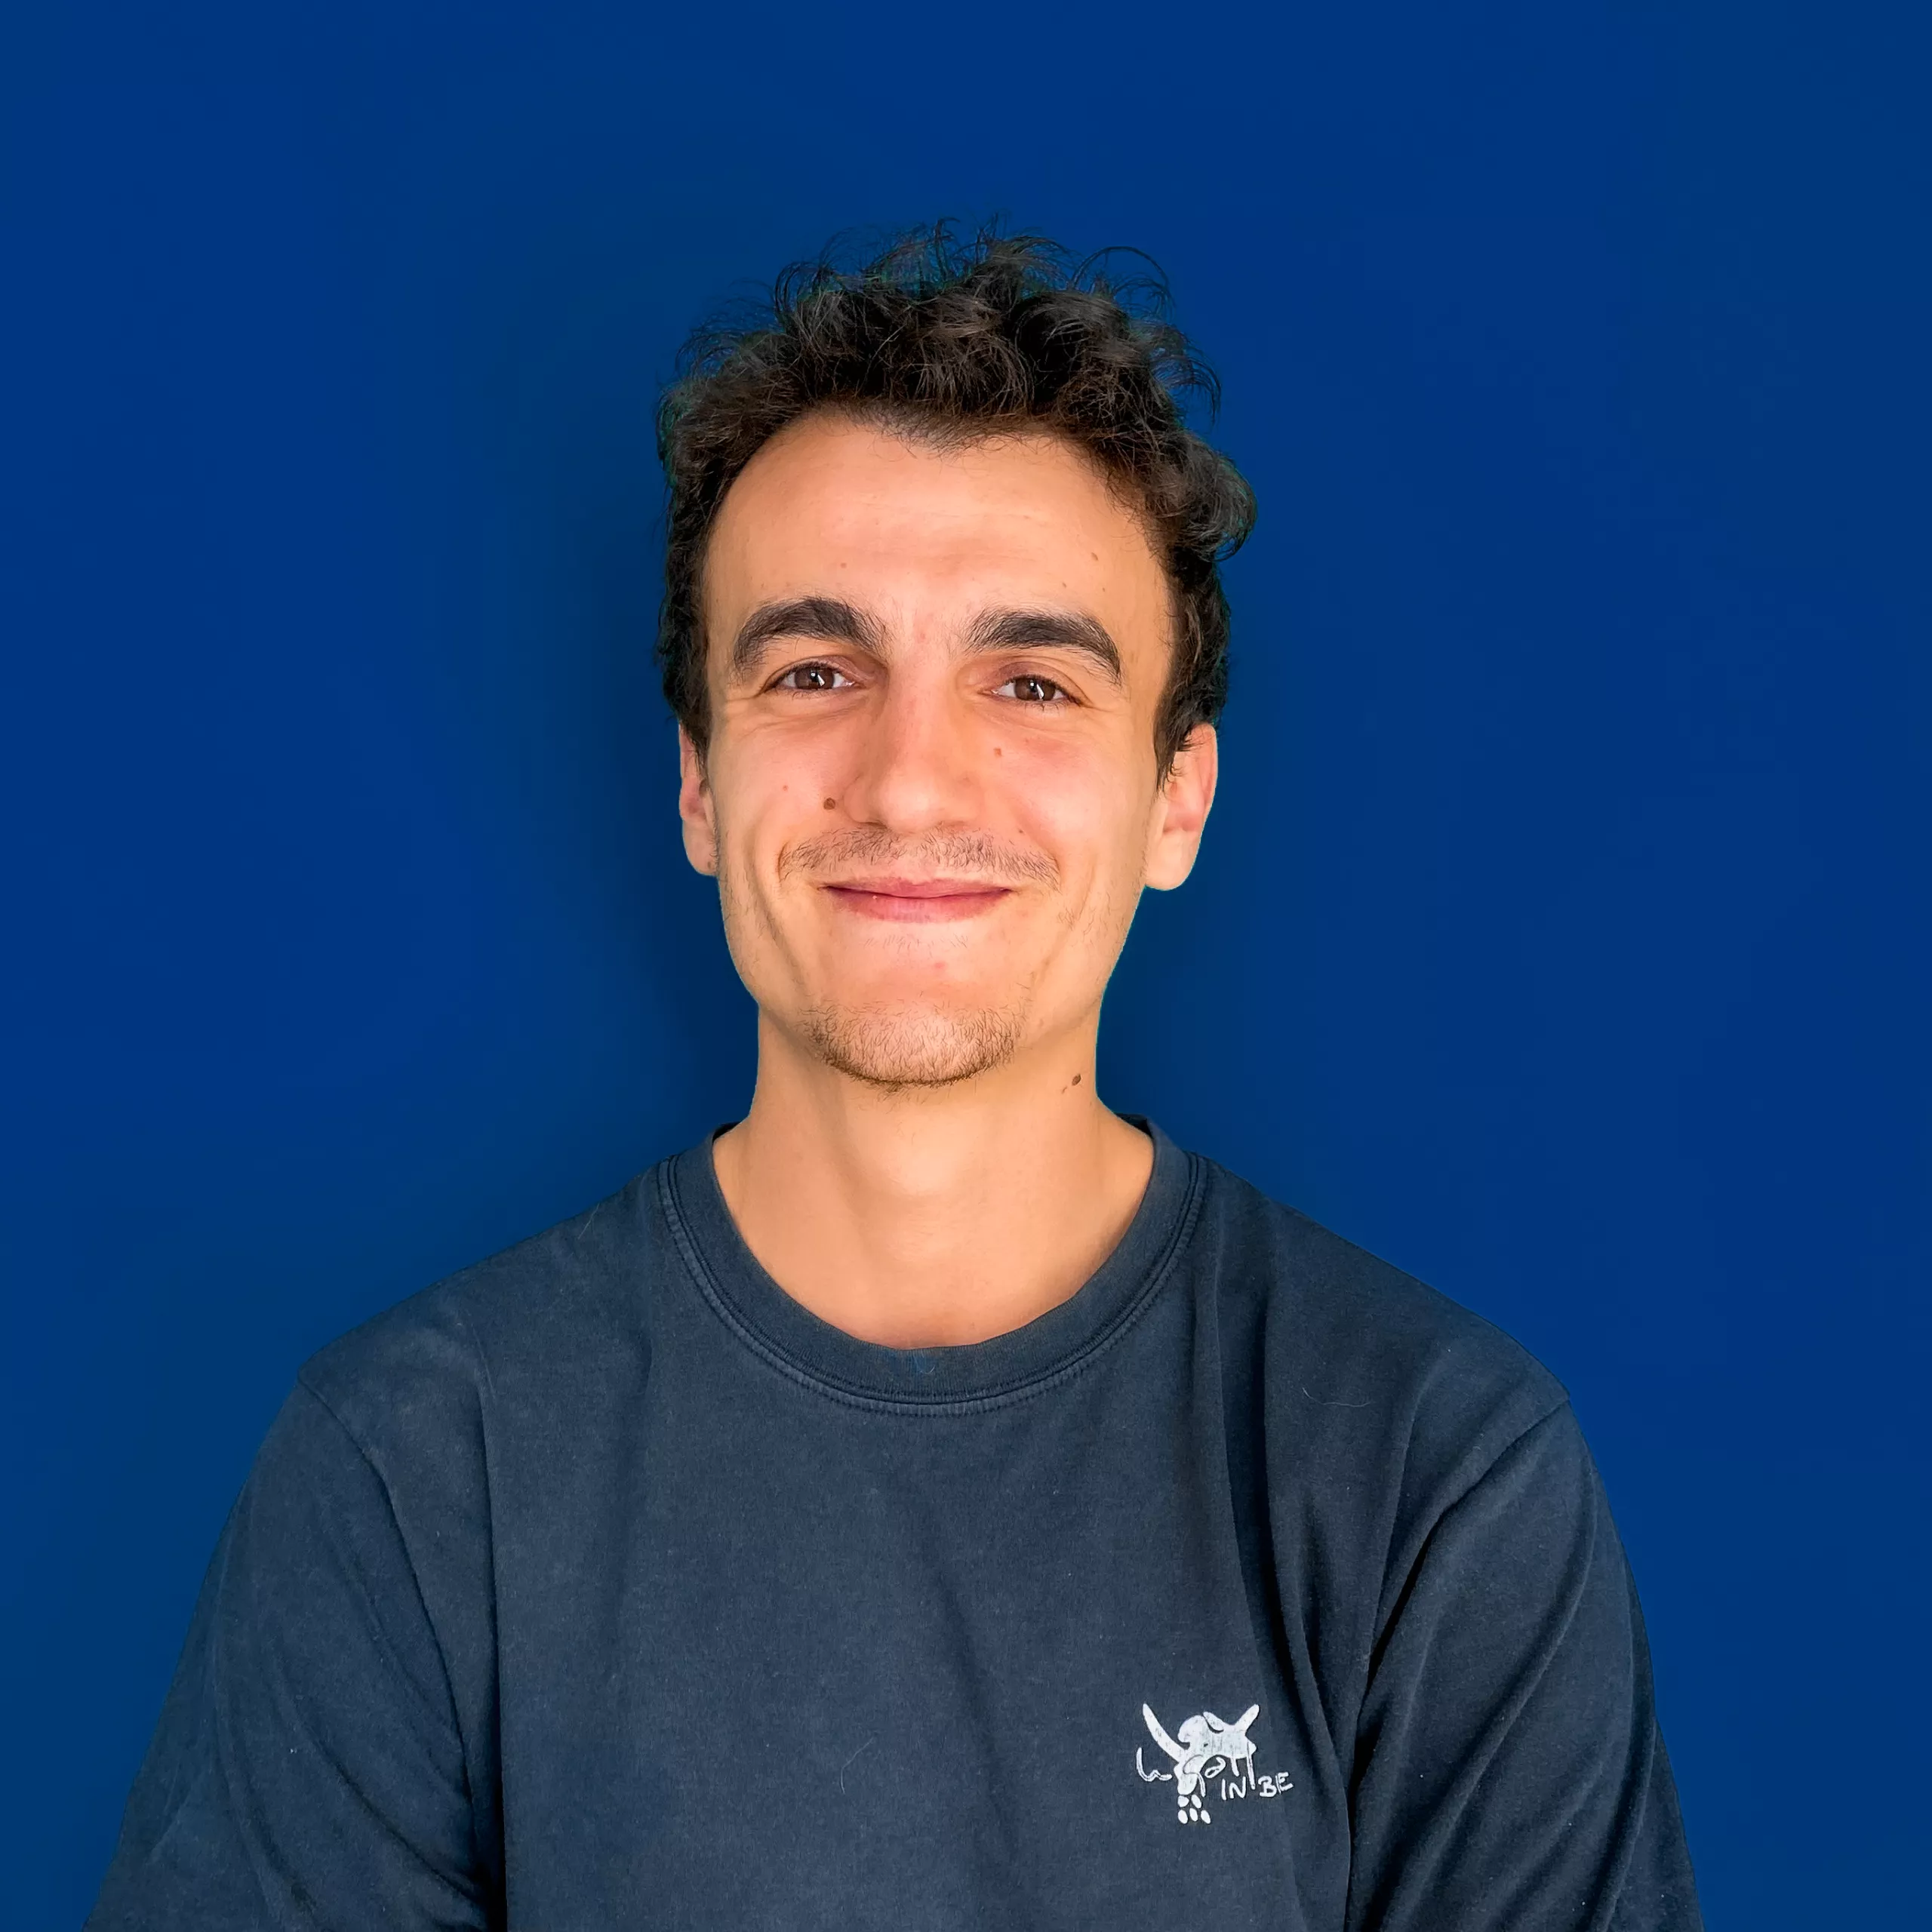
[709,1053,1154,1350]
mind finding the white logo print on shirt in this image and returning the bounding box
[1136,1703,1294,1823]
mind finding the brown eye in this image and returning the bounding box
[774,662,850,692]
[1000,674,1066,704]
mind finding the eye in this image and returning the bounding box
[771,661,852,693]
[996,673,1070,705]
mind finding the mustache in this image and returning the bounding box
[779,826,1060,888]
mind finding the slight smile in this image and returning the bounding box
[820,878,1015,922]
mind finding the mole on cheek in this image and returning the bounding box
[823,798,836,810]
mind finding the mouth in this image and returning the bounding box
[820,876,1015,923]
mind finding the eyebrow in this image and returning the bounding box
[728,596,1126,686]
[965,607,1124,685]
[730,596,886,677]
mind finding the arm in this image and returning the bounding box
[1347,1406,1700,1932]
[88,1384,495,1930]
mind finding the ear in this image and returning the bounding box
[678,724,719,876]
[1143,724,1218,891]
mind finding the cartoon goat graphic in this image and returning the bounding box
[1140,1703,1261,1823]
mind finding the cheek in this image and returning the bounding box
[711,749,829,864]
[714,715,858,835]
[994,731,1153,873]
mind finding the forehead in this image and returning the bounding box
[703,414,1171,641]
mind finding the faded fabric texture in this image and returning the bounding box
[90,1126,1700,1930]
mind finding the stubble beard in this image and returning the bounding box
[728,824,1060,1094]
[795,995,1028,1092]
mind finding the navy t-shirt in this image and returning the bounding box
[90,1125,1701,1929]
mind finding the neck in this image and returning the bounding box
[710,1012,1154,1349]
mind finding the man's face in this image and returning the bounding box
[680,413,1216,1088]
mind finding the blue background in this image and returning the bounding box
[4,2,1927,1924]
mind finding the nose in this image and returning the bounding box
[836,666,985,836]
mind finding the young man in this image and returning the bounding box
[91,231,1700,1930]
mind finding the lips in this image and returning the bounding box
[820,877,1014,922]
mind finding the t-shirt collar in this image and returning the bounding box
[659,1116,1200,1411]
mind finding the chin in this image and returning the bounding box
[797,998,1026,1091]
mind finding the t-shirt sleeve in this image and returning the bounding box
[87,1382,494,1930]
[1347,1403,1700,1932]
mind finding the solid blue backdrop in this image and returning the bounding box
[4,2,1927,1924]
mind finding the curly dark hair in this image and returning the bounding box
[655,224,1256,774]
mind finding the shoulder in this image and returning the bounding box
[1189,1152,1571,1506]
[297,1164,667,1479]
